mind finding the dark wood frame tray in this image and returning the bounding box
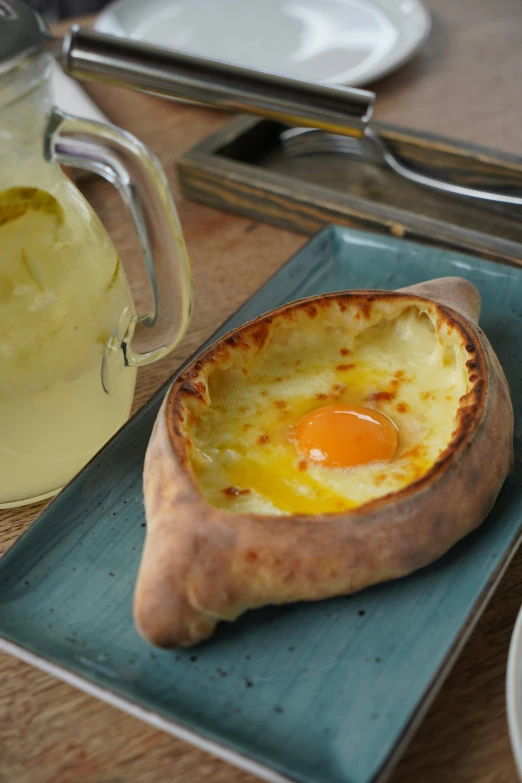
[177,115,522,267]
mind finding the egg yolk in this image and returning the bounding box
[296,405,398,468]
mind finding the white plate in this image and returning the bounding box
[94,0,431,88]
[507,604,522,779]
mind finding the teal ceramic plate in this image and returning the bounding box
[1,227,521,783]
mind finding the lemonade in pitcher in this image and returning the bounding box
[0,53,192,507]
[0,184,136,506]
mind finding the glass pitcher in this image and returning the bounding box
[0,51,192,508]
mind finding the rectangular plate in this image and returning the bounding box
[1,227,522,783]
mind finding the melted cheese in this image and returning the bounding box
[191,305,469,516]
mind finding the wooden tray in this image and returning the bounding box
[177,116,522,267]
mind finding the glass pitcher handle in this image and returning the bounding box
[45,109,193,368]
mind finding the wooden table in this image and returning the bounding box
[1,1,522,780]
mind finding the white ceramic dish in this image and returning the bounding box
[507,604,522,779]
[94,0,431,88]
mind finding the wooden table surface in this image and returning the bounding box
[1,1,522,781]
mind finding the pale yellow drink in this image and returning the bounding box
[0,185,137,507]
[0,52,192,507]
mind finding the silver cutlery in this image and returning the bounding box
[281,127,522,207]
[2,0,521,208]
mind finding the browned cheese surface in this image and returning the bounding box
[1,1,522,781]
[136,283,513,647]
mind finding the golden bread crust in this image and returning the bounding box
[135,278,514,647]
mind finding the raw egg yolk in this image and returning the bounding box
[296,405,398,468]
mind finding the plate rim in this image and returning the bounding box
[0,637,293,783]
[507,598,522,780]
[93,0,432,88]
